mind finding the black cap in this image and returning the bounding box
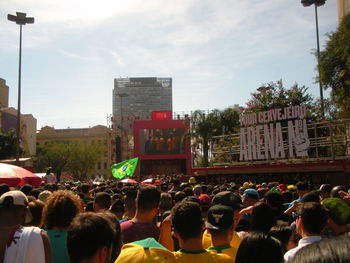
[212,191,244,210]
[205,205,234,231]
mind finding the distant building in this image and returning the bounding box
[0,78,9,108]
[37,125,115,179]
[338,0,350,22]
[0,78,36,157]
[112,77,172,160]
[0,107,37,157]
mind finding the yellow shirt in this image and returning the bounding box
[207,245,238,262]
[173,249,233,263]
[202,229,241,250]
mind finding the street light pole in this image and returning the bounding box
[301,0,326,118]
[7,12,34,165]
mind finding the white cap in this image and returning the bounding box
[0,190,28,207]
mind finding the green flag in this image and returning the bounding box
[111,157,139,180]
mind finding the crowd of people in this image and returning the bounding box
[0,174,350,263]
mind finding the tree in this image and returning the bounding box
[66,144,101,181]
[34,140,73,178]
[319,13,350,118]
[190,108,240,167]
[0,129,21,160]
[244,80,314,115]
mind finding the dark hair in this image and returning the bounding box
[159,193,172,212]
[250,203,276,233]
[264,191,283,209]
[296,182,309,191]
[301,190,320,203]
[136,185,160,212]
[183,187,194,197]
[0,184,10,196]
[235,232,284,263]
[269,225,293,252]
[27,200,44,226]
[41,190,82,229]
[98,211,122,262]
[85,201,94,212]
[20,184,33,196]
[330,186,347,198]
[81,184,90,194]
[174,191,186,203]
[171,201,203,240]
[94,192,112,210]
[299,202,328,234]
[291,236,350,263]
[67,212,116,263]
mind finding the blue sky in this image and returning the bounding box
[1,0,339,129]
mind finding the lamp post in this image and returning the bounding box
[7,12,34,165]
[116,93,128,160]
[301,0,326,117]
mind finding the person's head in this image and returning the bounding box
[81,184,90,195]
[250,203,276,233]
[319,184,332,200]
[67,212,116,263]
[297,202,328,236]
[242,189,259,207]
[20,184,33,196]
[159,193,173,213]
[290,235,350,263]
[171,201,203,241]
[94,192,112,212]
[98,211,122,262]
[235,232,284,263]
[193,185,202,197]
[296,181,309,197]
[46,167,52,174]
[136,185,160,214]
[123,187,137,218]
[173,191,186,204]
[322,198,350,234]
[205,205,234,242]
[264,191,284,210]
[0,190,30,225]
[330,186,347,198]
[38,190,52,203]
[110,199,125,220]
[41,190,82,229]
[27,199,44,226]
[269,225,296,251]
[0,184,10,196]
[212,191,243,212]
[301,190,321,203]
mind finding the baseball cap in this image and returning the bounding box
[38,190,52,203]
[205,205,234,231]
[212,191,244,210]
[115,238,176,263]
[243,189,260,200]
[0,190,28,207]
[322,198,350,226]
[199,194,211,207]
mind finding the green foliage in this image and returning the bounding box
[35,140,73,177]
[66,144,101,181]
[0,129,17,160]
[190,108,240,167]
[245,80,314,114]
[319,13,350,118]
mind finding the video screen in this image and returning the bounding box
[139,128,185,155]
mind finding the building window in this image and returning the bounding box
[97,162,101,170]
[104,162,107,169]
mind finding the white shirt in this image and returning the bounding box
[4,226,46,263]
[45,173,56,184]
[284,235,322,263]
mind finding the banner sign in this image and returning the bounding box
[239,105,310,161]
